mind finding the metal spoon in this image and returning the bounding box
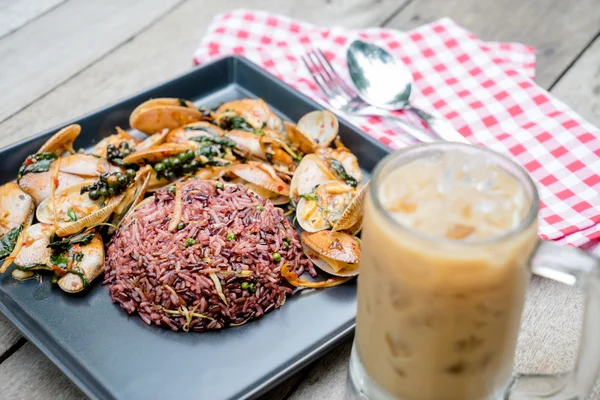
[346,39,469,143]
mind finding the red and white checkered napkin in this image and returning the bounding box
[194,10,600,251]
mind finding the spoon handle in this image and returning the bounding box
[409,107,470,143]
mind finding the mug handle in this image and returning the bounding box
[506,240,600,399]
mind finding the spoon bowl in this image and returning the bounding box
[346,40,413,110]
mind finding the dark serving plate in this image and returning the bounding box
[0,56,390,400]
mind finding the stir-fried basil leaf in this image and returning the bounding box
[18,152,58,179]
[190,135,236,148]
[49,252,69,270]
[328,158,358,188]
[219,116,254,132]
[47,232,95,251]
[0,224,23,260]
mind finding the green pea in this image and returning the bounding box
[226,233,235,241]
[216,181,224,190]
[255,205,264,211]
[154,162,165,173]
[272,252,281,262]
[185,238,196,247]
[177,222,185,230]
[241,282,249,290]
[249,283,256,292]
[167,185,176,194]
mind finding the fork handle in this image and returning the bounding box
[409,106,470,143]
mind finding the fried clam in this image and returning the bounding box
[129,98,203,134]
[301,230,361,277]
[7,225,104,292]
[316,146,363,186]
[227,130,267,160]
[216,98,283,132]
[18,154,119,204]
[165,121,225,144]
[37,124,80,156]
[289,154,338,200]
[122,143,194,165]
[92,127,138,157]
[296,181,357,232]
[0,182,35,266]
[108,166,152,233]
[259,133,301,172]
[227,162,290,205]
[288,110,338,153]
[36,180,124,237]
[136,129,170,151]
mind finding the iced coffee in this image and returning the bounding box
[353,146,538,400]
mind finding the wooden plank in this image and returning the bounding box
[384,0,600,89]
[0,0,407,397]
[0,0,181,124]
[550,35,600,127]
[289,277,600,399]
[0,342,85,400]
[0,0,407,149]
[0,0,66,39]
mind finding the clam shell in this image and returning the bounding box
[165,122,224,144]
[216,98,280,130]
[316,147,363,184]
[228,162,289,196]
[332,181,369,233]
[136,129,169,151]
[227,130,266,160]
[130,98,202,134]
[92,127,138,157]
[122,143,194,164]
[36,181,124,237]
[18,170,84,205]
[12,223,54,270]
[289,154,337,199]
[285,121,316,154]
[297,110,338,148]
[58,233,104,293]
[58,154,120,177]
[38,124,80,156]
[0,182,34,237]
[301,230,360,264]
[295,197,330,232]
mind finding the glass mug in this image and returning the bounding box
[348,143,600,400]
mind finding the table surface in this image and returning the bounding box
[1,0,599,399]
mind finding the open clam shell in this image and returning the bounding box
[295,110,338,149]
[228,162,290,204]
[18,171,84,205]
[129,98,203,134]
[216,98,282,131]
[38,124,80,156]
[11,223,54,272]
[285,121,316,154]
[332,181,369,234]
[122,143,194,165]
[289,154,338,200]
[165,121,225,144]
[109,167,152,233]
[0,182,34,237]
[301,231,360,277]
[36,181,124,237]
[59,154,120,177]
[58,232,104,293]
[316,147,363,185]
[92,127,138,157]
[295,181,356,233]
[227,130,267,160]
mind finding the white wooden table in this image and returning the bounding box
[1,1,599,399]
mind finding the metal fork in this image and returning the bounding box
[301,49,435,143]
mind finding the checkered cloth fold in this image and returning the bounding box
[194,10,600,251]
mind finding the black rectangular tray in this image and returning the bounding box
[0,56,390,400]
